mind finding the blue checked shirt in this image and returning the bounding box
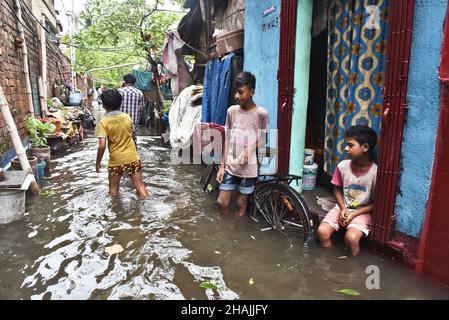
[118,85,144,129]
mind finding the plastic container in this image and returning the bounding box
[304,148,315,165]
[68,92,83,105]
[36,161,46,179]
[216,29,244,55]
[303,162,318,191]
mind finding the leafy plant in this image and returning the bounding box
[199,282,217,290]
[72,0,184,87]
[335,289,361,296]
[25,117,56,148]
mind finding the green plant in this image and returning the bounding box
[162,100,172,113]
[25,116,56,148]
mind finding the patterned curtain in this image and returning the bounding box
[324,0,389,174]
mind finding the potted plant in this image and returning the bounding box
[25,116,55,167]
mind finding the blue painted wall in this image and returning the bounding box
[395,0,448,237]
[244,0,281,174]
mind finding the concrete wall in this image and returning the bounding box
[290,0,313,192]
[244,0,281,174]
[395,0,448,237]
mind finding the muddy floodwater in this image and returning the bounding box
[0,134,448,300]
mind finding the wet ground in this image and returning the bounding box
[0,131,449,299]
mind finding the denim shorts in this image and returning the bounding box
[219,171,257,195]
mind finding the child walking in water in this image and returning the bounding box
[95,89,148,199]
[317,126,378,255]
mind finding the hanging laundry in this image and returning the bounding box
[132,69,153,91]
[202,59,221,123]
[201,52,236,126]
[162,31,194,97]
[169,85,203,151]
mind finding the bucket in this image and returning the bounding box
[36,161,46,179]
[304,148,315,165]
[0,189,26,224]
[68,92,83,105]
[303,162,318,191]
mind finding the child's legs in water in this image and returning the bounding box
[318,207,340,247]
[345,227,364,256]
[236,193,249,216]
[317,222,337,248]
[108,173,122,197]
[130,171,148,199]
[217,190,233,214]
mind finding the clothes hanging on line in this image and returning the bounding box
[202,52,236,126]
[162,31,194,96]
[132,69,153,91]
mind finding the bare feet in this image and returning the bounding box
[235,211,246,219]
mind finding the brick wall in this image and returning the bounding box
[0,0,70,163]
[47,38,70,95]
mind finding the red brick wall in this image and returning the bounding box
[0,0,70,161]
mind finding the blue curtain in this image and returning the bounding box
[324,0,389,173]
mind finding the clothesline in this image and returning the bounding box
[166,31,209,58]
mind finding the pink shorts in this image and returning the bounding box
[322,207,372,236]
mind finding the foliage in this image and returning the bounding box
[71,0,185,87]
[199,282,217,290]
[25,117,56,148]
[162,99,172,113]
[335,289,361,296]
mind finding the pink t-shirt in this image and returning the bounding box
[224,105,269,178]
[331,159,377,211]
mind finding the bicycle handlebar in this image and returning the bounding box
[257,174,302,186]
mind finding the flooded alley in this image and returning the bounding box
[0,135,448,300]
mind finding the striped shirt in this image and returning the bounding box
[118,85,144,129]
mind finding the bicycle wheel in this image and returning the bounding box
[200,164,213,185]
[200,163,219,193]
[250,182,312,241]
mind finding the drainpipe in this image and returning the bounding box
[199,0,211,54]
[0,85,39,194]
[40,14,48,116]
[38,77,46,116]
[15,0,34,116]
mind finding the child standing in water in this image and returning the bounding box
[216,72,269,217]
[95,89,148,199]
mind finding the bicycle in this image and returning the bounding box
[199,163,313,242]
[248,174,312,242]
[200,162,220,193]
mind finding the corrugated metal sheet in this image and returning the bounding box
[277,0,297,175]
[213,0,245,31]
[371,0,415,245]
